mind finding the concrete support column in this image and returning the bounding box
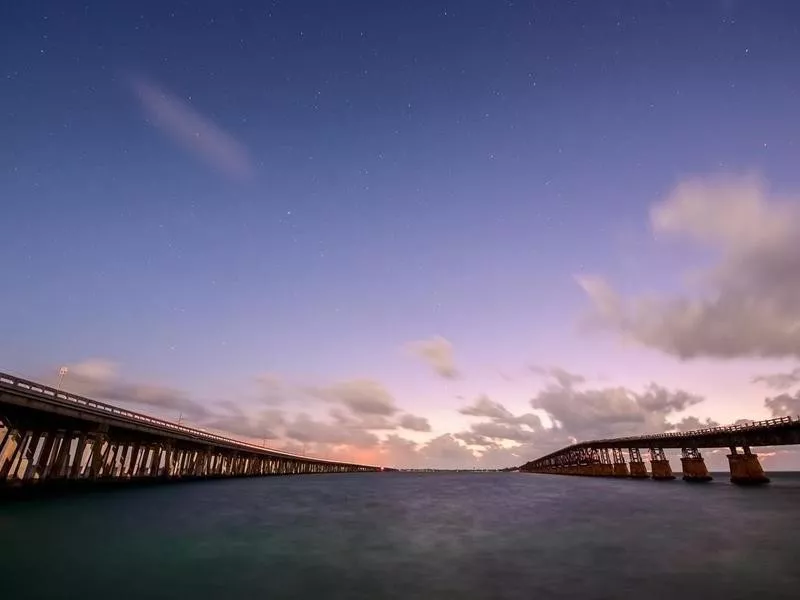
[179,450,190,476]
[50,433,73,478]
[88,435,107,479]
[611,447,629,477]
[203,448,213,476]
[119,444,132,477]
[103,443,120,477]
[595,448,613,476]
[18,431,37,480]
[149,446,162,477]
[0,431,29,479]
[2,430,23,479]
[185,450,196,476]
[172,449,184,477]
[728,446,770,485]
[185,451,196,476]
[34,432,57,480]
[42,432,65,479]
[649,447,675,480]
[67,434,88,479]
[137,446,152,477]
[680,448,712,482]
[162,444,172,478]
[127,444,141,477]
[0,427,11,459]
[628,447,648,478]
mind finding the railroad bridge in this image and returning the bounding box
[518,417,800,485]
[0,371,387,493]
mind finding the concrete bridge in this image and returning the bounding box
[517,416,800,485]
[0,371,388,494]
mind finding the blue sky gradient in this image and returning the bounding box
[3,1,800,468]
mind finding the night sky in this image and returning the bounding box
[3,1,800,468]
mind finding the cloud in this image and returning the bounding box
[764,392,800,418]
[309,378,399,416]
[671,416,721,431]
[44,361,736,470]
[406,336,459,379]
[454,368,703,465]
[255,373,286,405]
[449,369,717,469]
[282,413,380,448]
[328,407,397,431]
[752,367,800,391]
[204,406,285,440]
[530,366,586,388]
[61,359,211,419]
[458,394,544,443]
[416,434,476,468]
[470,421,539,443]
[459,394,515,421]
[531,372,703,441]
[454,430,498,448]
[129,75,254,181]
[578,175,800,360]
[398,413,432,432]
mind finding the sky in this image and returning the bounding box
[3,0,800,470]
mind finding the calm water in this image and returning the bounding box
[2,473,799,599]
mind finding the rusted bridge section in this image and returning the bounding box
[518,416,800,485]
[0,371,387,494]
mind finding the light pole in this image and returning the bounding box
[56,366,68,395]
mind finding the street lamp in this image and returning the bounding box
[56,366,68,395]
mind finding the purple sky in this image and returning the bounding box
[3,1,800,469]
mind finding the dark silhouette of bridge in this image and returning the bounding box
[0,371,387,494]
[516,416,800,485]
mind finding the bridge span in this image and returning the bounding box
[0,371,388,493]
[517,416,800,485]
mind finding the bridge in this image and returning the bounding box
[0,371,387,494]
[517,416,800,485]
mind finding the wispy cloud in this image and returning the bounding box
[405,336,460,379]
[129,75,255,182]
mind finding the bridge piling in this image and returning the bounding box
[516,415,800,486]
[628,448,648,478]
[596,448,613,476]
[649,448,675,480]
[728,447,770,485]
[680,448,712,482]
[612,448,629,477]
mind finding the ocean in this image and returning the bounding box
[1,472,799,599]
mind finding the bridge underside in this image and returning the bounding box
[520,445,771,485]
[517,417,800,486]
[0,395,379,497]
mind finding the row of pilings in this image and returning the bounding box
[0,426,378,491]
[521,446,770,485]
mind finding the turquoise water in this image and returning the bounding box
[2,473,799,599]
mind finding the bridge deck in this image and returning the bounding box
[528,416,800,465]
[0,371,385,492]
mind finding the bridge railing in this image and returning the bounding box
[0,371,378,469]
[588,415,799,447]
[524,415,800,465]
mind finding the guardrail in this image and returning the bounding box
[0,371,380,469]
